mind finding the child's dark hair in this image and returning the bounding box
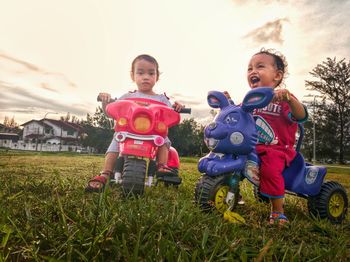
[256,48,288,87]
[131,54,160,80]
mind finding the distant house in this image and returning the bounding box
[0,118,88,152]
[0,123,21,149]
[0,132,20,148]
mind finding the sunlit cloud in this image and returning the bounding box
[243,18,289,45]
[0,52,93,123]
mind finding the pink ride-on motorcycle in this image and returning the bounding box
[105,97,191,196]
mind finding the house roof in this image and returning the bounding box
[21,119,84,132]
[21,119,41,126]
[0,133,20,141]
[40,118,82,131]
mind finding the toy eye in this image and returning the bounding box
[224,112,240,126]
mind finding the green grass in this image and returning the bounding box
[0,151,349,261]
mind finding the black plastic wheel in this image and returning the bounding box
[253,186,270,203]
[121,158,146,196]
[194,175,239,213]
[307,181,348,224]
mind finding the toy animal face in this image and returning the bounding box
[204,87,274,155]
[204,104,257,155]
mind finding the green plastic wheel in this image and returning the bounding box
[194,175,239,213]
[308,181,348,224]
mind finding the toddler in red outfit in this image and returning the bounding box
[227,48,308,225]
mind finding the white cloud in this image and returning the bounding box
[0,52,94,123]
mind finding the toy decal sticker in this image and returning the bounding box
[230,132,244,145]
[305,167,318,184]
[244,160,260,186]
[254,116,278,144]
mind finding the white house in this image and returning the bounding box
[12,118,87,152]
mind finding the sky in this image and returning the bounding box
[1,0,350,125]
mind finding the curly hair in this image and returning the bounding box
[255,48,288,87]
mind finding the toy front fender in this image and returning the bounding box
[198,153,247,176]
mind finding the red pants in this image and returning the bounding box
[257,145,296,198]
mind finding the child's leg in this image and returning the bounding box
[103,152,119,173]
[157,144,169,167]
[271,198,284,213]
[102,135,120,174]
[85,137,119,191]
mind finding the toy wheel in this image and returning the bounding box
[194,175,239,213]
[122,158,146,196]
[307,181,348,224]
[253,186,270,203]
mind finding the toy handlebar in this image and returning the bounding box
[97,95,191,114]
[177,107,191,114]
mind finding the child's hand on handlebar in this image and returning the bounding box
[173,101,185,112]
[272,88,291,103]
[223,91,231,100]
[97,92,113,103]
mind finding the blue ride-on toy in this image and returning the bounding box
[194,87,348,224]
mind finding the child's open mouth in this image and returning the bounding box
[250,76,260,84]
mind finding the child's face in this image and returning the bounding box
[247,53,282,89]
[131,59,158,94]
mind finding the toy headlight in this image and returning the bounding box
[156,122,167,133]
[117,117,127,127]
[133,114,151,132]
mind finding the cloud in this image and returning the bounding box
[168,93,203,106]
[0,52,93,123]
[0,52,77,88]
[243,18,289,45]
[233,0,289,5]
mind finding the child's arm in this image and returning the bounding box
[173,101,185,112]
[223,91,234,105]
[273,89,307,120]
[97,92,115,116]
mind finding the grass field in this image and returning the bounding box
[0,151,349,261]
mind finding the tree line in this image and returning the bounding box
[302,57,350,164]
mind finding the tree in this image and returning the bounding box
[169,118,207,156]
[60,112,71,122]
[80,107,114,153]
[92,107,114,129]
[3,116,19,129]
[305,57,350,163]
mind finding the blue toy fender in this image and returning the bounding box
[283,153,327,196]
